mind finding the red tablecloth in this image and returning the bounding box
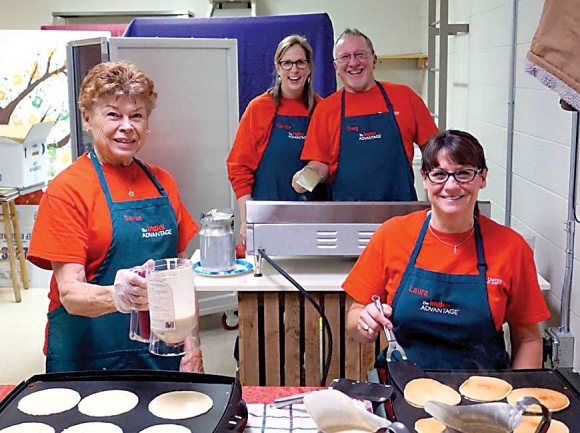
[0,385,319,405]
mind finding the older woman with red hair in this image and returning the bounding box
[28,61,202,373]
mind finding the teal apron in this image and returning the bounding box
[379,214,509,370]
[253,112,316,200]
[46,151,181,372]
[332,81,417,201]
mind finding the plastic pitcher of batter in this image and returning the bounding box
[145,258,200,357]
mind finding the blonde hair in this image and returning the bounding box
[78,61,157,115]
[270,35,317,114]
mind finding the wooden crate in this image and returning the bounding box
[238,291,382,386]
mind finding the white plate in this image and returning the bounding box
[193,259,253,277]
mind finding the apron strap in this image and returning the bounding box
[90,150,114,206]
[90,151,167,203]
[340,81,392,118]
[133,157,168,197]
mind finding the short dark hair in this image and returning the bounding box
[334,28,375,56]
[421,130,488,173]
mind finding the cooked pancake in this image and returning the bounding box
[507,388,570,413]
[514,416,569,433]
[78,390,138,417]
[139,426,191,433]
[148,391,213,420]
[404,378,461,408]
[0,423,55,433]
[17,388,81,416]
[415,417,446,433]
[61,422,123,433]
[459,375,513,402]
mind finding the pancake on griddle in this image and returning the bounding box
[17,388,81,416]
[514,416,569,433]
[459,375,512,402]
[507,388,570,413]
[140,426,191,433]
[415,417,446,433]
[78,390,138,417]
[61,422,123,432]
[148,391,213,420]
[0,423,55,433]
[404,378,461,408]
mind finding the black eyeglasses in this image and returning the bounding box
[334,51,372,64]
[278,60,309,70]
[426,168,485,184]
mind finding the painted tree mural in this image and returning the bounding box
[0,33,76,178]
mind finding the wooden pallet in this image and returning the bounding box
[238,291,389,386]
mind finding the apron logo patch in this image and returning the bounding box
[359,131,382,141]
[276,123,292,130]
[288,131,306,140]
[419,299,460,316]
[141,224,173,238]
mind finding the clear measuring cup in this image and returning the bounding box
[145,258,200,357]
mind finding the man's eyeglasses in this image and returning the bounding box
[278,60,309,70]
[335,51,372,64]
[426,168,485,184]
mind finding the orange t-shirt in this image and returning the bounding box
[342,210,550,330]
[27,153,199,314]
[300,81,438,179]
[226,91,322,199]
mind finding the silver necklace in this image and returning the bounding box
[428,224,475,254]
[127,165,138,197]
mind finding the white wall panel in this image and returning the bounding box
[469,0,510,17]
[469,46,510,87]
[467,84,509,127]
[480,160,507,212]
[512,132,569,197]
[511,176,568,248]
[514,89,573,145]
[468,119,508,169]
[468,5,511,51]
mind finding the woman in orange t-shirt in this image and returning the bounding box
[343,130,550,370]
[226,35,323,244]
[28,62,201,373]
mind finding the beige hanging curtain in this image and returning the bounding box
[526,0,580,110]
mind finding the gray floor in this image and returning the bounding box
[0,286,238,384]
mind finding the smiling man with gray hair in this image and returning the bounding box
[292,28,438,201]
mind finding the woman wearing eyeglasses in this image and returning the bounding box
[226,34,323,245]
[343,130,550,370]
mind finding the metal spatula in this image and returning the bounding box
[371,295,426,391]
[424,396,552,433]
